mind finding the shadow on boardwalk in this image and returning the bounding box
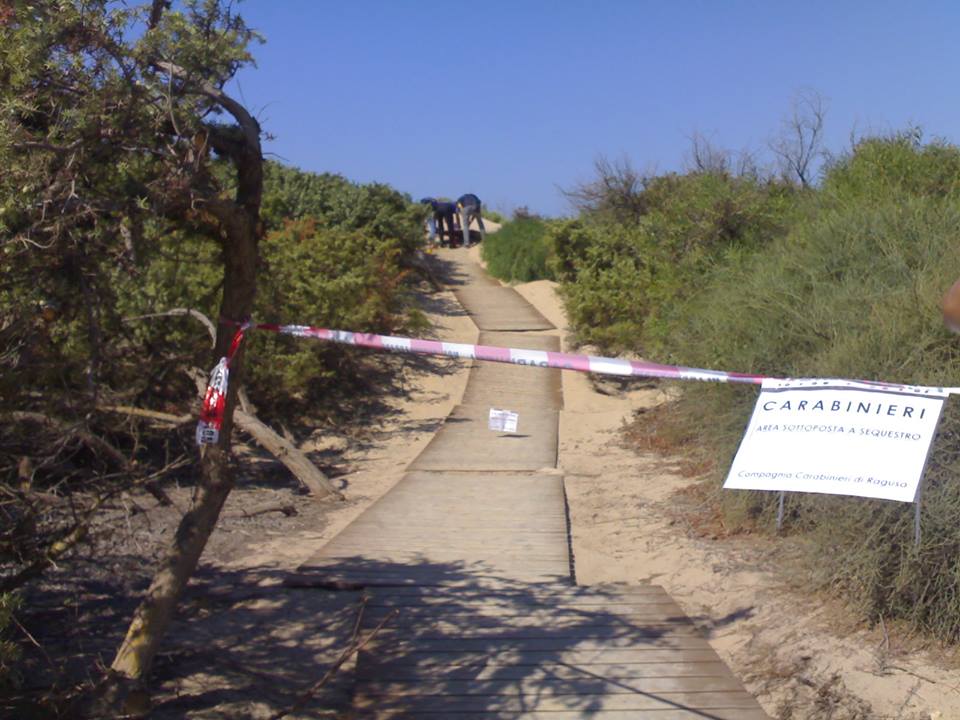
[0,498,762,716]
[0,557,749,717]
[424,252,487,288]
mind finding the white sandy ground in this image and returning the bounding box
[183,243,959,719]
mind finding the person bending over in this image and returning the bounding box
[421,198,459,246]
[456,193,486,247]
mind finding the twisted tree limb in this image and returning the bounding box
[5,411,174,506]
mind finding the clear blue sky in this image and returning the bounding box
[229,0,960,217]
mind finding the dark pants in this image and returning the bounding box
[436,209,457,244]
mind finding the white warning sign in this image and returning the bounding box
[724,378,947,503]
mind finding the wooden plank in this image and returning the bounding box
[451,286,555,332]
[362,586,671,599]
[362,583,667,597]
[363,595,677,609]
[358,676,748,696]
[362,594,678,608]
[287,573,574,587]
[308,554,571,567]
[408,405,559,472]
[339,498,566,511]
[331,516,569,528]
[364,637,717,653]
[299,560,572,573]
[344,498,569,513]
[287,257,767,719]
[341,507,569,521]
[327,525,568,536]
[352,709,771,719]
[462,331,563,410]
[368,623,707,642]
[302,551,567,563]
[316,546,570,557]
[321,531,570,544]
[431,251,501,288]
[363,609,692,627]
[356,660,738,682]
[352,690,766,712]
[364,602,684,616]
[359,648,735,667]
[475,331,561,352]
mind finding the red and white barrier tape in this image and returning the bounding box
[196,321,960,445]
[196,324,247,446]
[254,323,767,384]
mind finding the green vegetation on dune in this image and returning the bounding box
[250,210,428,420]
[555,171,797,353]
[110,160,428,423]
[481,216,554,283]
[559,133,960,640]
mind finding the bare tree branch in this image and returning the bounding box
[687,131,730,175]
[561,155,650,222]
[153,60,261,152]
[268,597,397,720]
[123,308,217,346]
[770,89,827,188]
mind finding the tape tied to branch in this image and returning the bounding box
[195,323,248,446]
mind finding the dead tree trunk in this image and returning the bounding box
[234,408,344,500]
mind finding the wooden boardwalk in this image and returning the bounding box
[291,250,768,718]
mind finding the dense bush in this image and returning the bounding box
[101,163,427,422]
[482,208,507,224]
[0,158,426,618]
[247,217,426,418]
[556,171,795,353]
[481,217,554,283]
[549,221,650,349]
[261,162,426,254]
[822,131,960,201]
[630,135,960,638]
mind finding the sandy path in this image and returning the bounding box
[158,248,959,719]
[216,285,479,575]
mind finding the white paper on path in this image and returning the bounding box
[488,408,519,433]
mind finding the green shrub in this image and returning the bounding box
[481,218,554,283]
[557,133,960,638]
[261,162,426,250]
[482,208,507,224]
[553,222,650,350]
[654,137,960,638]
[555,172,795,353]
[823,130,960,202]
[246,217,426,419]
[108,164,427,424]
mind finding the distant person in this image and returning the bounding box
[420,197,458,246]
[420,197,439,243]
[456,193,486,247]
